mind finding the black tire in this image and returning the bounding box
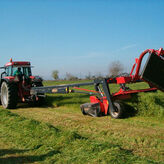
[1,81,18,109]
[36,96,45,106]
[80,106,87,115]
[109,101,124,119]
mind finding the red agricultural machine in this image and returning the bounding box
[0,48,164,119]
[0,59,44,109]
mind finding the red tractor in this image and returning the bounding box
[0,59,44,109]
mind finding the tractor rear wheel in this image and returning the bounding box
[110,101,124,119]
[1,81,18,109]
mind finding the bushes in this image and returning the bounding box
[127,91,164,118]
[138,92,164,118]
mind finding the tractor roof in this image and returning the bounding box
[5,59,31,67]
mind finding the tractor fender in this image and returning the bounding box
[0,78,16,86]
[0,79,8,85]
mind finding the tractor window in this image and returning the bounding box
[23,67,32,77]
[5,66,12,76]
[12,67,21,76]
[12,66,32,77]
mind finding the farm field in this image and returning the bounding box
[0,80,163,163]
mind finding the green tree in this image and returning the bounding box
[52,70,59,80]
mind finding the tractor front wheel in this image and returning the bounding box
[1,81,18,109]
[110,101,124,119]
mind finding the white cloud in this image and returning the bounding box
[111,44,137,54]
[121,44,137,50]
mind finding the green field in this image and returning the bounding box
[0,80,164,163]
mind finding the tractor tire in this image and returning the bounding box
[1,81,18,109]
[36,96,45,106]
[31,82,45,106]
[36,82,45,106]
[109,101,124,119]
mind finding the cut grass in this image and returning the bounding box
[0,80,163,163]
[0,109,163,163]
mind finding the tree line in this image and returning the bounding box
[52,61,127,80]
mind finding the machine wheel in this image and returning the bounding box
[1,81,18,109]
[80,106,87,115]
[110,101,124,119]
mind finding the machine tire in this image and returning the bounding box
[1,81,18,109]
[80,106,87,115]
[109,101,124,119]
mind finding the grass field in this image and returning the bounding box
[0,80,163,163]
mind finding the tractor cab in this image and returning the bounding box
[1,58,32,81]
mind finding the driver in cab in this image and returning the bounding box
[14,67,23,80]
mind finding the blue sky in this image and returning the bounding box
[0,0,164,79]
